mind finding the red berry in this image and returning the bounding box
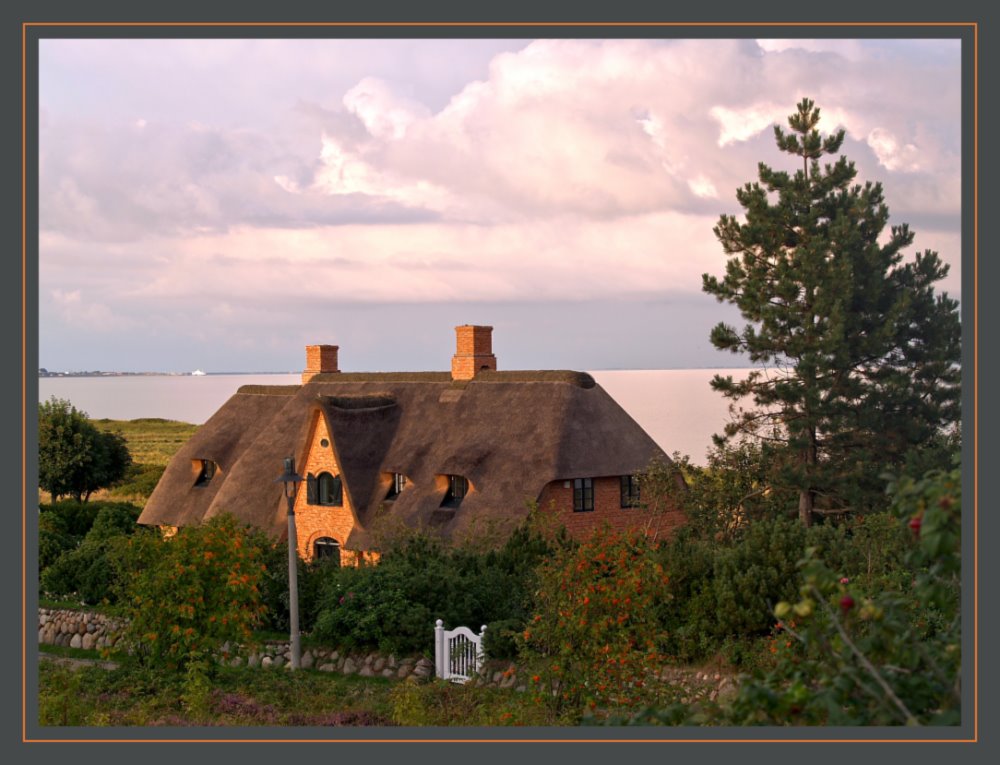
[908,516,922,536]
[840,595,855,613]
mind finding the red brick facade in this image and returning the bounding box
[293,410,363,564]
[537,476,686,540]
[451,325,497,381]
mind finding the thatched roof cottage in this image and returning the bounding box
[138,326,686,564]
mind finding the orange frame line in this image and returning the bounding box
[21,20,978,744]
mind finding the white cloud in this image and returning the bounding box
[867,127,923,172]
[343,76,428,140]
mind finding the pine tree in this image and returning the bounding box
[703,99,960,526]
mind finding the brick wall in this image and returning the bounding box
[537,476,687,540]
[294,410,363,565]
[302,345,339,383]
[452,325,496,380]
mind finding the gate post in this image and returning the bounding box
[434,619,445,679]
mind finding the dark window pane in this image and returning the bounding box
[318,473,343,506]
[313,537,340,566]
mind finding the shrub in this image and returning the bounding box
[108,463,166,499]
[38,511,77,571]
[638,466,962,726]
[39,501,144,604]
[41,500,102,539]
[311,521,560,656]
[519,526,671,717]
[117,514,268,671]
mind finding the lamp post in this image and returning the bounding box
[275,456,303,670]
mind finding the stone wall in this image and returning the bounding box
[38,608,124,652]
[36,609,734,698]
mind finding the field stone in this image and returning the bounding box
[69,633,82,649]
[359,666,374,677]
[247,653,260,668]
[261,656,273,668]
[372,656,386,672]
[342,657,358,675]
[273,656,285,668]
[319,663,335,672]
[78,622,87,635]
[81,633,96,651]
[301,651,314,670]
[382,668,394,678]
[396,665,410,679]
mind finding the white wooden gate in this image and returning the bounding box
[434,620,486,683]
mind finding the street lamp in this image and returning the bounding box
[275,456,303,670]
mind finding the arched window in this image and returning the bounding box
[313,537,340,565]
[306,472,343,506]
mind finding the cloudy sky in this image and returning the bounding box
[38,37,962,373]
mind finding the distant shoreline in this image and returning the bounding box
[40,366,745,378]
[38,371,296,378]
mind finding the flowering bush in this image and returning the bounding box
[117,514,268,671]
[519,526,671,717]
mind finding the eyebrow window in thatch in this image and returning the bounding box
[573,478,594,512]
[193,459,216,487]
[621,475,641,508]
[306,472,343,506]
[385,472,407,500]
[442,475,468,508]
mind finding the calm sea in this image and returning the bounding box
[39,369,752,464]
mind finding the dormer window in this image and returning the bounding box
[442,474,468,508]
[307,472,343,506]
[385,472,407,500]
[194,459,216,487]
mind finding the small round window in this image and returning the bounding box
[320,438,330,448]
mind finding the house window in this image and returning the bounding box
[313,537,340,565]
[573,478,594,512]
[307,472,343,506]
[442,474,468,507]
[194,459,216,487]
[621,475,641,508]
[386,472,407,500]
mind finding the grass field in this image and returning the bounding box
[93,418,199,466]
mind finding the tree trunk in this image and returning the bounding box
[798,428,818,527]
[798,488,814,527]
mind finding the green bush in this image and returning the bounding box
[39,501,145,604]
[108,463,166,499]
[117,514,268,671]
[519,526,672,717]
[41,500,102,539]
[38,511,77,571]
[311,523,560,656]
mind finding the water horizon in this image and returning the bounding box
[39,368,754,465]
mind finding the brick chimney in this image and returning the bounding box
[303,344,340,383]
[451,325,496,381]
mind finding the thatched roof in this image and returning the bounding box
[138,372,666,548]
